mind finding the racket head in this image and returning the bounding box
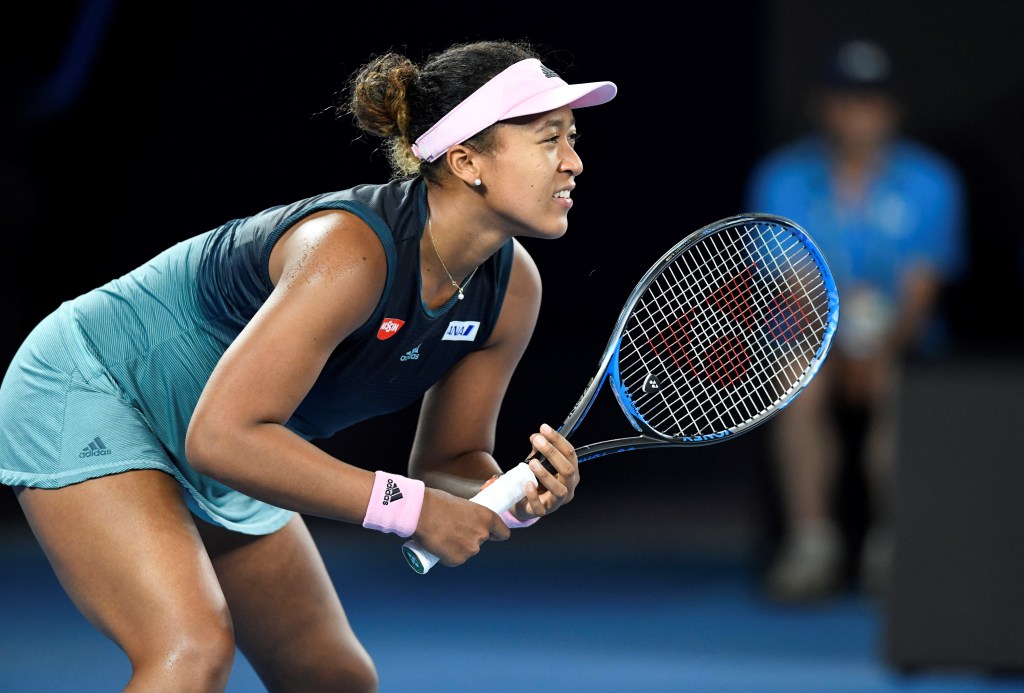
[603,213,838,446]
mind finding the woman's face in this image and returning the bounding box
[480,105,584,240]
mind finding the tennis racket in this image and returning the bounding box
[402,213,839,574]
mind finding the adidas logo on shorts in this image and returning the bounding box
[79,436,111,458]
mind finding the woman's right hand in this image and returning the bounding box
[412,488,511,566]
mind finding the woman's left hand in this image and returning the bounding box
[508,423,579,522]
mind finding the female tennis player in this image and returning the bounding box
[0,39,616,691]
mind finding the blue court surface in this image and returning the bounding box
[2,512,1022,693]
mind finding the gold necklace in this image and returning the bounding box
[427,217,475,300]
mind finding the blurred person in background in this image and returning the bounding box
[745,37,967,602]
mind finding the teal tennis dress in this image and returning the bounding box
[0,178,514,534]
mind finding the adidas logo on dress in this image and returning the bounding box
[400,345,420,362]
[79,436,111,458]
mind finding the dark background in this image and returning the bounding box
[3,0,1023,549]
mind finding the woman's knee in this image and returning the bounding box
[259,643,378,693]
[327,652,379,693]
[126,613,237,689]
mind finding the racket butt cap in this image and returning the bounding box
[402,545,429,574]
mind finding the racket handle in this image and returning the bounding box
[401,462,538,574]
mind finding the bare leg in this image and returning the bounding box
[765,363,845,601]
[862,361,901,530]
[772,363,842,531]
[16,470,236,692]
[197,515,378,693]
[858,360,902,595]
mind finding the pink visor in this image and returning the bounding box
[411,58,617,163]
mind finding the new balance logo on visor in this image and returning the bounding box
[401,345,421,362]
[442,320,480,342]
[377,318,405,340]
[79,436,110,458]
[382,477,404,505]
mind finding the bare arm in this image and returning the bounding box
[409,239,579,521]
[185,210,389,523]
[838,264,945,404]
[887,264,943,354]
[185,211,516,565]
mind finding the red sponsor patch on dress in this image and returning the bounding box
[377,318,405,340]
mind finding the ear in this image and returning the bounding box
[444,144,483,187]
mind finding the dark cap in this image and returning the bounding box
[821,38,892,91]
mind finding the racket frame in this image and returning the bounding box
[564,213,838,460]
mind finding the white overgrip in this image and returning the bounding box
[401,462,537,574]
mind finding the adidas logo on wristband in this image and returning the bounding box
[383,478,404,505]
[363,471,424,537]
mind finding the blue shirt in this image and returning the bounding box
[745,134,965,304]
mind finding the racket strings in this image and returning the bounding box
[638,232,779,433]
[666,225,828,428]
[617,222,831,438]
[652,223,828,432]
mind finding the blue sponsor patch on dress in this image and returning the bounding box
[442,321,480,341]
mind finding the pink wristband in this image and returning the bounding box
[501,509,540,529]
[362,471,425,538]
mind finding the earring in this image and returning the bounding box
[474,178,482,187]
